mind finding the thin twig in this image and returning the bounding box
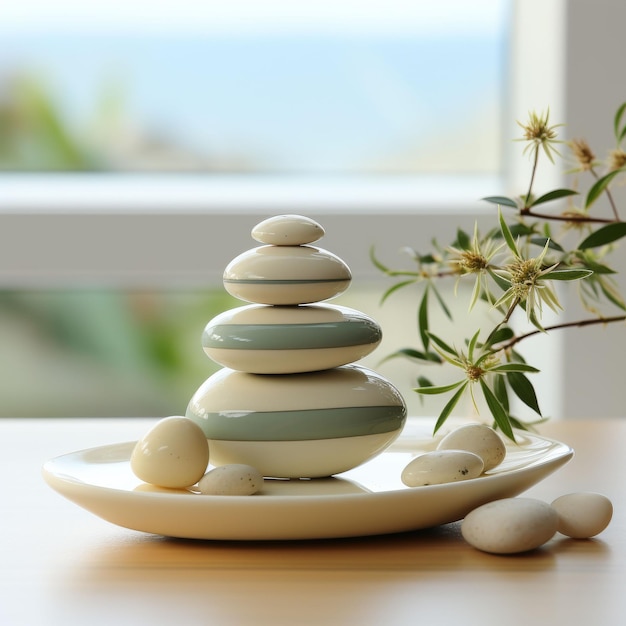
[523,147,540,210]
[520,210,618,224]
[494,315,626,352]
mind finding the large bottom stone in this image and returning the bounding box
[186,364,407,478]
[206,432,401,479]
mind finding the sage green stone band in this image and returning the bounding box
[186,405,406,441]
[203,321,381,350]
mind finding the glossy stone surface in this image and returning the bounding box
[401,450,484,487]
[252,214,325,246]
[186,364,407,478]
[223,245,351,305]
[437,423,506,471]
[202,303,382,373]
[130,416,209,488]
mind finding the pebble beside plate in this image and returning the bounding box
[42,420,573,541]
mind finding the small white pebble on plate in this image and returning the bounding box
[461,497,558,554]
[130,416,209,489]
[551,492,613,538]
[437,423,506,471]
[401,450,484,487]
[198,464,264,495]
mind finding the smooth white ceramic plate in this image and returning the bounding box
[42,421,573,540]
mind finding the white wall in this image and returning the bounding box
[559,0,626,418]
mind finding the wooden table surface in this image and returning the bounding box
[1,417,624,626]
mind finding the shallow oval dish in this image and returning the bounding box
[186,364,407,478]
[202,303,382,373]
[223,245,351,305]
[42,420,574,541]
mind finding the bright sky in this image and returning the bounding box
[2,0,508,35]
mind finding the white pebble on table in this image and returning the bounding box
[461,498,558,554]
[551,492,613,538]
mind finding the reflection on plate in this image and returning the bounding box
[42,420,573,540]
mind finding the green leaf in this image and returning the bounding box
[482,196,518,208]
[381,348,442,364]
[578,222,626,250]
[530,236,564,252]
[489,363,540,374]
[484,325,515,347]
[467,329,481,361]
[542,268,593,281]
[480,379,515,440]
[418,253,438,264]
[499,210,519,256]
[507,371,542,416]
[574,254,617,275]
[507,222,536,238]
[614,102,626,141]
[585,169,625,208]
[433,383,468,434]
[530,188,578,207]
[598,277,626,311]
[487,267,512,292]
[380,279,416,304]
[369,246,390,272]
[417,376,434,388]
[528,308,545,332]
[455,228,471,250]
[418,285,430,351]
[431,282,453,321]
[414,380,465,395]
[493,374,509,413]
[426,331,458,357]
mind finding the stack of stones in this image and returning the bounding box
[186,215,406,478]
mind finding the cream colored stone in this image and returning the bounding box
[551,492,613,538]
[437,423,506,471]
[461,498,558,554]
[130,417,209,488]
[252,214,325,246]
[401,450,484,487]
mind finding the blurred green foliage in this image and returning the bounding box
[0,73,242,417]
[0,73,103,171]
[0,289,238,417]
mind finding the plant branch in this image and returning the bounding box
[591,166,620,221]
[519,210,619,224]
[494,315,626,352]
[523,147,540,210]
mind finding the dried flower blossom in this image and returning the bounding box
[517,109,562,163]
[447,225,504,310]
[608,148,626,171]
[494,240,561,322]
[569,138,596,171]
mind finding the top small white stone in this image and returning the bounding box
[252,214,325,246]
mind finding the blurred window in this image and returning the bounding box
[0,0,509,175]
[0,1,513,417]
